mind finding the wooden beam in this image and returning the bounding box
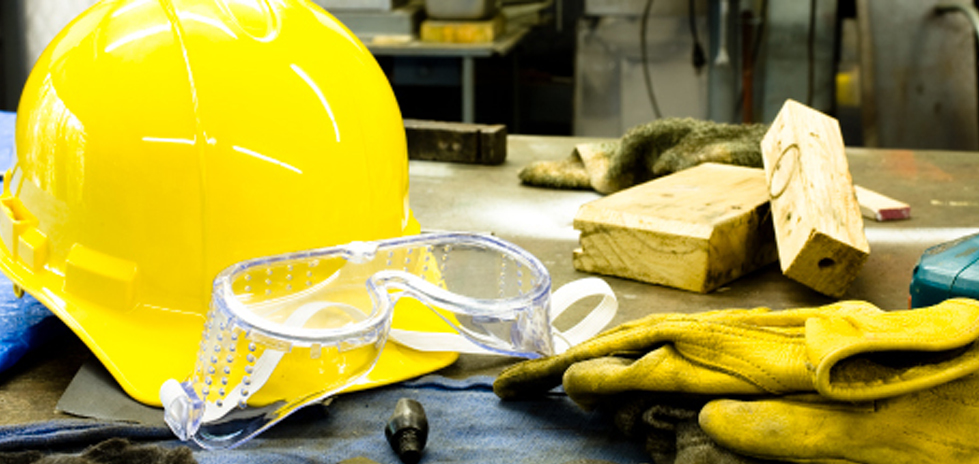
[404,119,506,165]
[573,163,777,293]
[420,15,506,43]
[761,99,869,297]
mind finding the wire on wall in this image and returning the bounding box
[688,0,706,73]
[733,0,768,122]
[640,0,663,119]
[752,0,769,65]
[807,0,817,106]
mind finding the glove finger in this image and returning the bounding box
[562,349,767,409]
[493,355,568,399]
[581,304,836,351]
[494,311,741,400]
[594,307,771,341]
[700,398,902,464]
[495,304,843,402]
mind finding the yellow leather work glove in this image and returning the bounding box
[493,299,979,409]
[700,372,979,464]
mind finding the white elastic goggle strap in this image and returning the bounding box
[547,277,618,353]
[388,277,617,355]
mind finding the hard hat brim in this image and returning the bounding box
[0,219,458,407]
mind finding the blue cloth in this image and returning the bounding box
[0,111,66,375]
[0,376,650,463]
[0,291,66,374]
[0,111,14,170]
[0,420,173,451]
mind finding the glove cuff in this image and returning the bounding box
[810,298,979,401]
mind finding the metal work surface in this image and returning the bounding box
[410,136,979,320]
[1,135,978,425]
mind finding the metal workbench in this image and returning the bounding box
[0,134,977,436]
[366,26,531,124]
[412,136,979,314]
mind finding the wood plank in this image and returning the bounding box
[420,15,506,43]
[761,99,869,297]
[573,163,777,293]
[854,185,911,221]
[404,119,506,164]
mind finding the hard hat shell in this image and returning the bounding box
[0,0,456,406]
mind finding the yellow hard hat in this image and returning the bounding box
[0,0,456,406]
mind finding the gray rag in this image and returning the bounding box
[610,394,785,464]
[519,118,767,194]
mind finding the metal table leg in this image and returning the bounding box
[462,56,475,123]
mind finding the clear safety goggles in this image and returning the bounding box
[161,232,616,449]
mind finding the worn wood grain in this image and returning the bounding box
[404,119,506,165]
[761,100,870,297]
[573,163,777,293]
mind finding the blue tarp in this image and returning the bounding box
[0,111,67,376]
[0,376,650,463]
[0,111,13,169]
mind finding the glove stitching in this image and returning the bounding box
[568,327,795,371]
[572,320,807,393]
[898,426,979,453]
[698,320,807,338]
[866,303,979,344]
[677,338,799,394]
[582,319,805,354]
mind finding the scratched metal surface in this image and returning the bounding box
[410,137,979,323]
[412,137,979,378]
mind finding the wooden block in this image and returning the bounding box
[761,100,869,297]
[854,185,911,221]
[573,163,777,293]
[420,15,505,43]
[404,119,506,165]
[370,35,414,45]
